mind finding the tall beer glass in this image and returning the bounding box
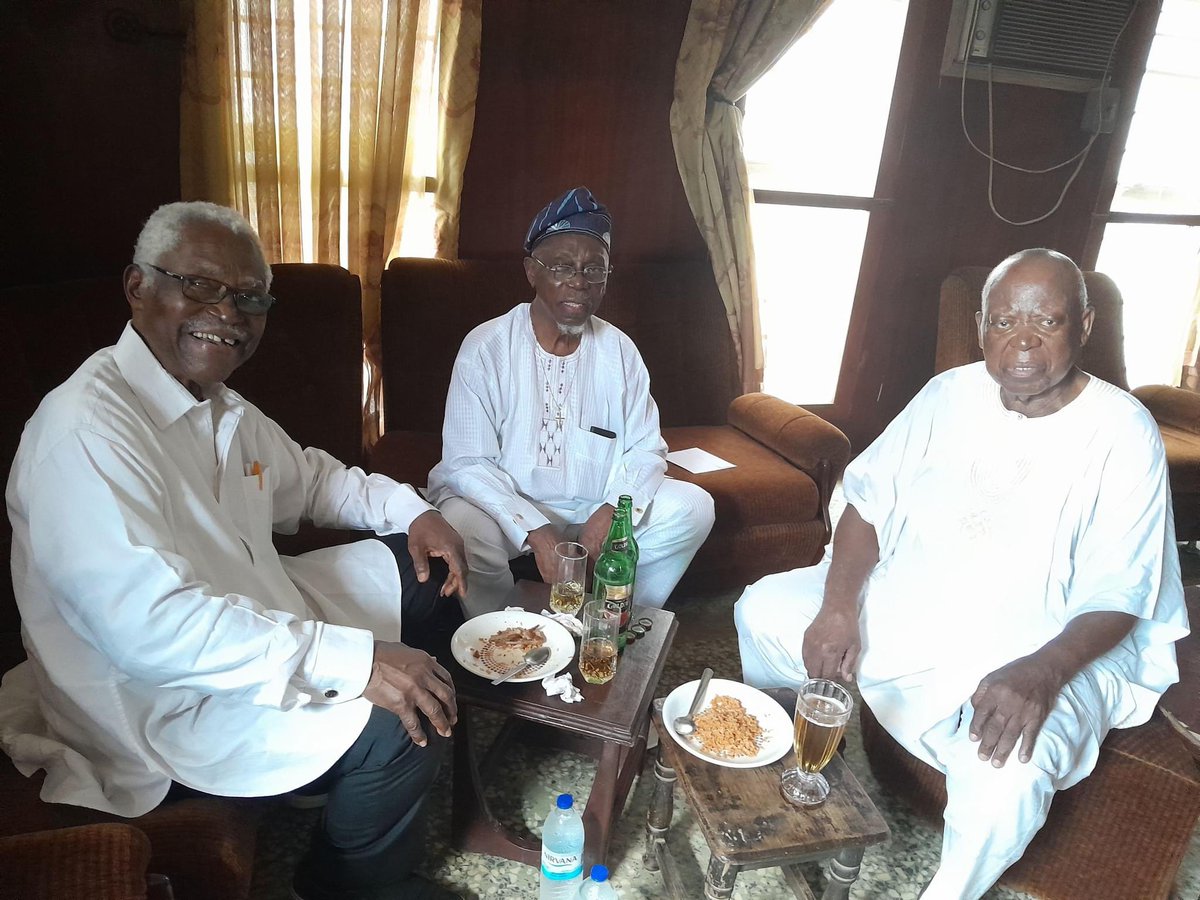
[549,542,587,614]
[781,678,852,808]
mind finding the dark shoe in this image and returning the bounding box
[292,874,465,900]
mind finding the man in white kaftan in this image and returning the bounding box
[736,249,1188,899]
[428,187,714,611]
[0,202,468,900]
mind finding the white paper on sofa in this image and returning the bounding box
[665,448,736,474]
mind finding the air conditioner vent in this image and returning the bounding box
[989,0,1135,78]
[943,0,1138,92]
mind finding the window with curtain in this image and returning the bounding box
[743,0,910,406]
[1093,0,1200,390]
[182,0,480,442]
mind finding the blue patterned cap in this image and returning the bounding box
[523,186,612,255]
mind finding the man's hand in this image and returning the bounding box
[362,641,457,747]
[801,604,860,681]
[526,524,566,583]
[968,656,1060,767]
[579,504,616,574]
[407,510,468,597]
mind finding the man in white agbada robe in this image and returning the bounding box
[428,187,714,611]
[736,249,1188,899]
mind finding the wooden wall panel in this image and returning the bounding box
[457,0,707,262]
[0,1,183,288]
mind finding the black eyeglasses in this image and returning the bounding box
[529,256,612,285]
[142,263,277,315]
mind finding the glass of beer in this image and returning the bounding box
[781,678,853,808]
[549,542,587,615]
[578,599,620,684]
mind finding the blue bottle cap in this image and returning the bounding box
[556,793,573,809]
[590,865,609,882]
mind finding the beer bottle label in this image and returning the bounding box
[611,538,629,551]
[601,583,631,602]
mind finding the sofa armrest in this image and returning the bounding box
[727,393,851,480]
[0,823,152,899]
[1133,385,1200,435]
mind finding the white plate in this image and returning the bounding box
[662,678,793,768]
[451,610,575,683]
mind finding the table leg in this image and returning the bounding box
[450,707,540,865]
[643,742,675,870]
[704,856,740,900]
[581,739,623,871]
[821,846,866,900]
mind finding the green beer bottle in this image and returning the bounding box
[592,506,636,630]
[617,495,639,607]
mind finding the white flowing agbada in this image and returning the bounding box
[428,304,713,609]
[0,325,433,817]
[736,362,1188,898]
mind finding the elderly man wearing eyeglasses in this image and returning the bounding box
[428,186,715,614]
[0,201,470,900]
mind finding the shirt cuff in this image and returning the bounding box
[605,487,649,526]
[381,482,436,534]
[299,621,375,703]
[500,501,552,550]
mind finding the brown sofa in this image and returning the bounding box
[368,257,852,595]
[0,263,366,900]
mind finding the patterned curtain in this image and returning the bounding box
[671,0,832,393]
[180,0,481,445]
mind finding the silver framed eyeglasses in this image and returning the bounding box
[142,263,277,315]
[529,256,612,285]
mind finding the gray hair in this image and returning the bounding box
[133,201,271,289]
[981,248,1087,314]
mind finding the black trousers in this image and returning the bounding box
[174,534,464,898]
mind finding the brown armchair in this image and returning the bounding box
[854,267,1200,899]
[936,265,1200,541]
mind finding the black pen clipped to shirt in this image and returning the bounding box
[590,426,616,439]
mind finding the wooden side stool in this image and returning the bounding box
[643,688,889,899]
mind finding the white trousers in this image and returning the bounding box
[438,479,714,613]
[735,568,1125,900]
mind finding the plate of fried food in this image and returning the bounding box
[451,610,575,684]
[662,678,792,768]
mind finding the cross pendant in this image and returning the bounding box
[555,409,565,429]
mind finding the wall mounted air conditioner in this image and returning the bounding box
[942,0,1139,93]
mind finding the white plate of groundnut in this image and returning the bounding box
[662,678,792,768]
[451,610,575,683]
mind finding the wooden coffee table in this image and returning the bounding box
[447,580,677,870]
[644,688,889,899]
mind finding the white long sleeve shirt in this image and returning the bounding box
[427,304,668,548]
[0,324,433,816]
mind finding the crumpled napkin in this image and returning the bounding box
[540,608,584,637]
[542,672,583,703]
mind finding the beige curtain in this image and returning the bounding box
[671,0,832,393]
[180,0,481,445]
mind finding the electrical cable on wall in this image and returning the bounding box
[958,0,1140,226]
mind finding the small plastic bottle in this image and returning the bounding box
[539,793,584,900]
[576,864,619,898]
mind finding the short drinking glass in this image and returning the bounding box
[781,678,853,808]
[578,599,620,684]
[549,542,587,614]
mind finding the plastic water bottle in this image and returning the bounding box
[539,793,584,899]
[576,864,619,898]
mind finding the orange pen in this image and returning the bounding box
[251,460,263,491]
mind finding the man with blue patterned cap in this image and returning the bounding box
[428,186,715,612]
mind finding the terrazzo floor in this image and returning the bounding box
[249,577,1200,900]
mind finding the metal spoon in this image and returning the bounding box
[673,667,714,736]
[490,645,552,685]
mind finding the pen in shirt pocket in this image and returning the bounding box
[590,426,616,439]
[247,460,264,490]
